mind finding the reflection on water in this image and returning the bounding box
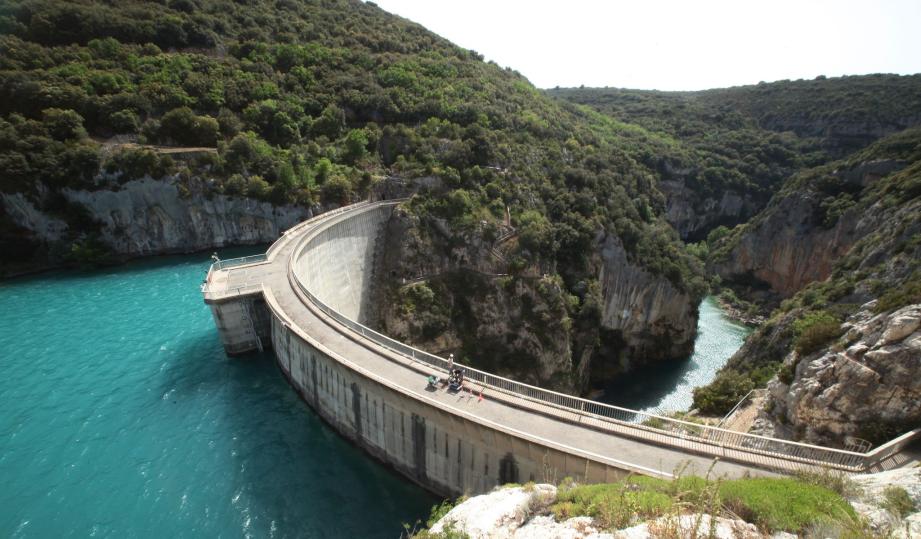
[600,296,751,414]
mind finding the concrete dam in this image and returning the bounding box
[202,200,919,497]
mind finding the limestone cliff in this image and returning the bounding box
[712,159,907,297]
[374,205,699,393]
[697,129,921,442]
[658,177,758,241]
[1,176,314,271]
[592,235,697,381]
[754,303,921,445]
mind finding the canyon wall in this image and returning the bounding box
[1,177,314,259]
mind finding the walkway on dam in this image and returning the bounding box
[204,202,919,479]
[206,207,768,479]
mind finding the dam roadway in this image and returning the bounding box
[202,200,918,497]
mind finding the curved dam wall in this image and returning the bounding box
[271,204,633,496]
[292,204,392,323]
[268,302,631,497]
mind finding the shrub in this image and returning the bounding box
[109,109,139,133]
[692,369,755,415]
[874,274,921,313]
[792,310,842,355]
[320,175,352,205]
[158,107,220,146]
[42,108,86,141]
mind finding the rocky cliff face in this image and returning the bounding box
[593,235,697,380]
[374,207,579,390]
[658,178,756,241]
[374,206,699,393]
[713,159,907,297]
[1,176,313,262]
[754,303,921,445]
[712,193,859,297]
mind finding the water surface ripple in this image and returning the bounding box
[0,250,435,538]
[601,296,751,414]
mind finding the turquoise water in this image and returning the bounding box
[0,250,435,538]
[601,296,751,414]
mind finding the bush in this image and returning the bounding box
[792,310,842,355]
[692,369,755,415]
[320,175,352,205]
[874,274,921,313]
[158,107,220,146]
[42,108,86,141]
[109,109,139,133]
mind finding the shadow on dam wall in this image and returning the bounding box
[293,203,392,324]
[266,205,635,497]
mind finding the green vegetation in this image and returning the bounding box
[405,497,469,539]
[550,76,921,241]
[792,310,843,355]
[691,370,756,416]
[874,272,921,313]
[1,0,710,298]
[881,486,916,518]
[551,474,857,534]
[694,128,921,416]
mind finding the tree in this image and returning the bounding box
[158,107,219,146]
[343,128,369,164]
[42,109,86,141]
[312,104,345,139]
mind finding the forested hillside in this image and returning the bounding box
[549,76,921,239]
[2,0,919,414]
[0,0,709,390]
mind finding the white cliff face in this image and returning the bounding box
[4,177,313,256]
[0,192,69,241]
[758,303,921,444]
[599,235,698,362]
[62,178,313,255]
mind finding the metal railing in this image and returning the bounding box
[212,253,267,271]
[285,202,874,473]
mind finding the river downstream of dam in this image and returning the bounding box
[0,250,747,537]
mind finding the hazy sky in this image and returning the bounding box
[371,0,921,91]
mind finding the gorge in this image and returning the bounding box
[2,0,921,535]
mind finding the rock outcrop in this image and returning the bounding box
[712,192,860,297]
[755,303,921,444]
[375,208,699,392]
[598,235,697,364]
[850,467,921,538]
[657,176,760,242]
[713,159,907,297]
[427,484,780,538]
[1,176,314,258]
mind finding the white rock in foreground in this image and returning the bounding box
[428,485,768,539]
[429,484,557,539]
[851,467,921,538]
[612,514,760,539]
